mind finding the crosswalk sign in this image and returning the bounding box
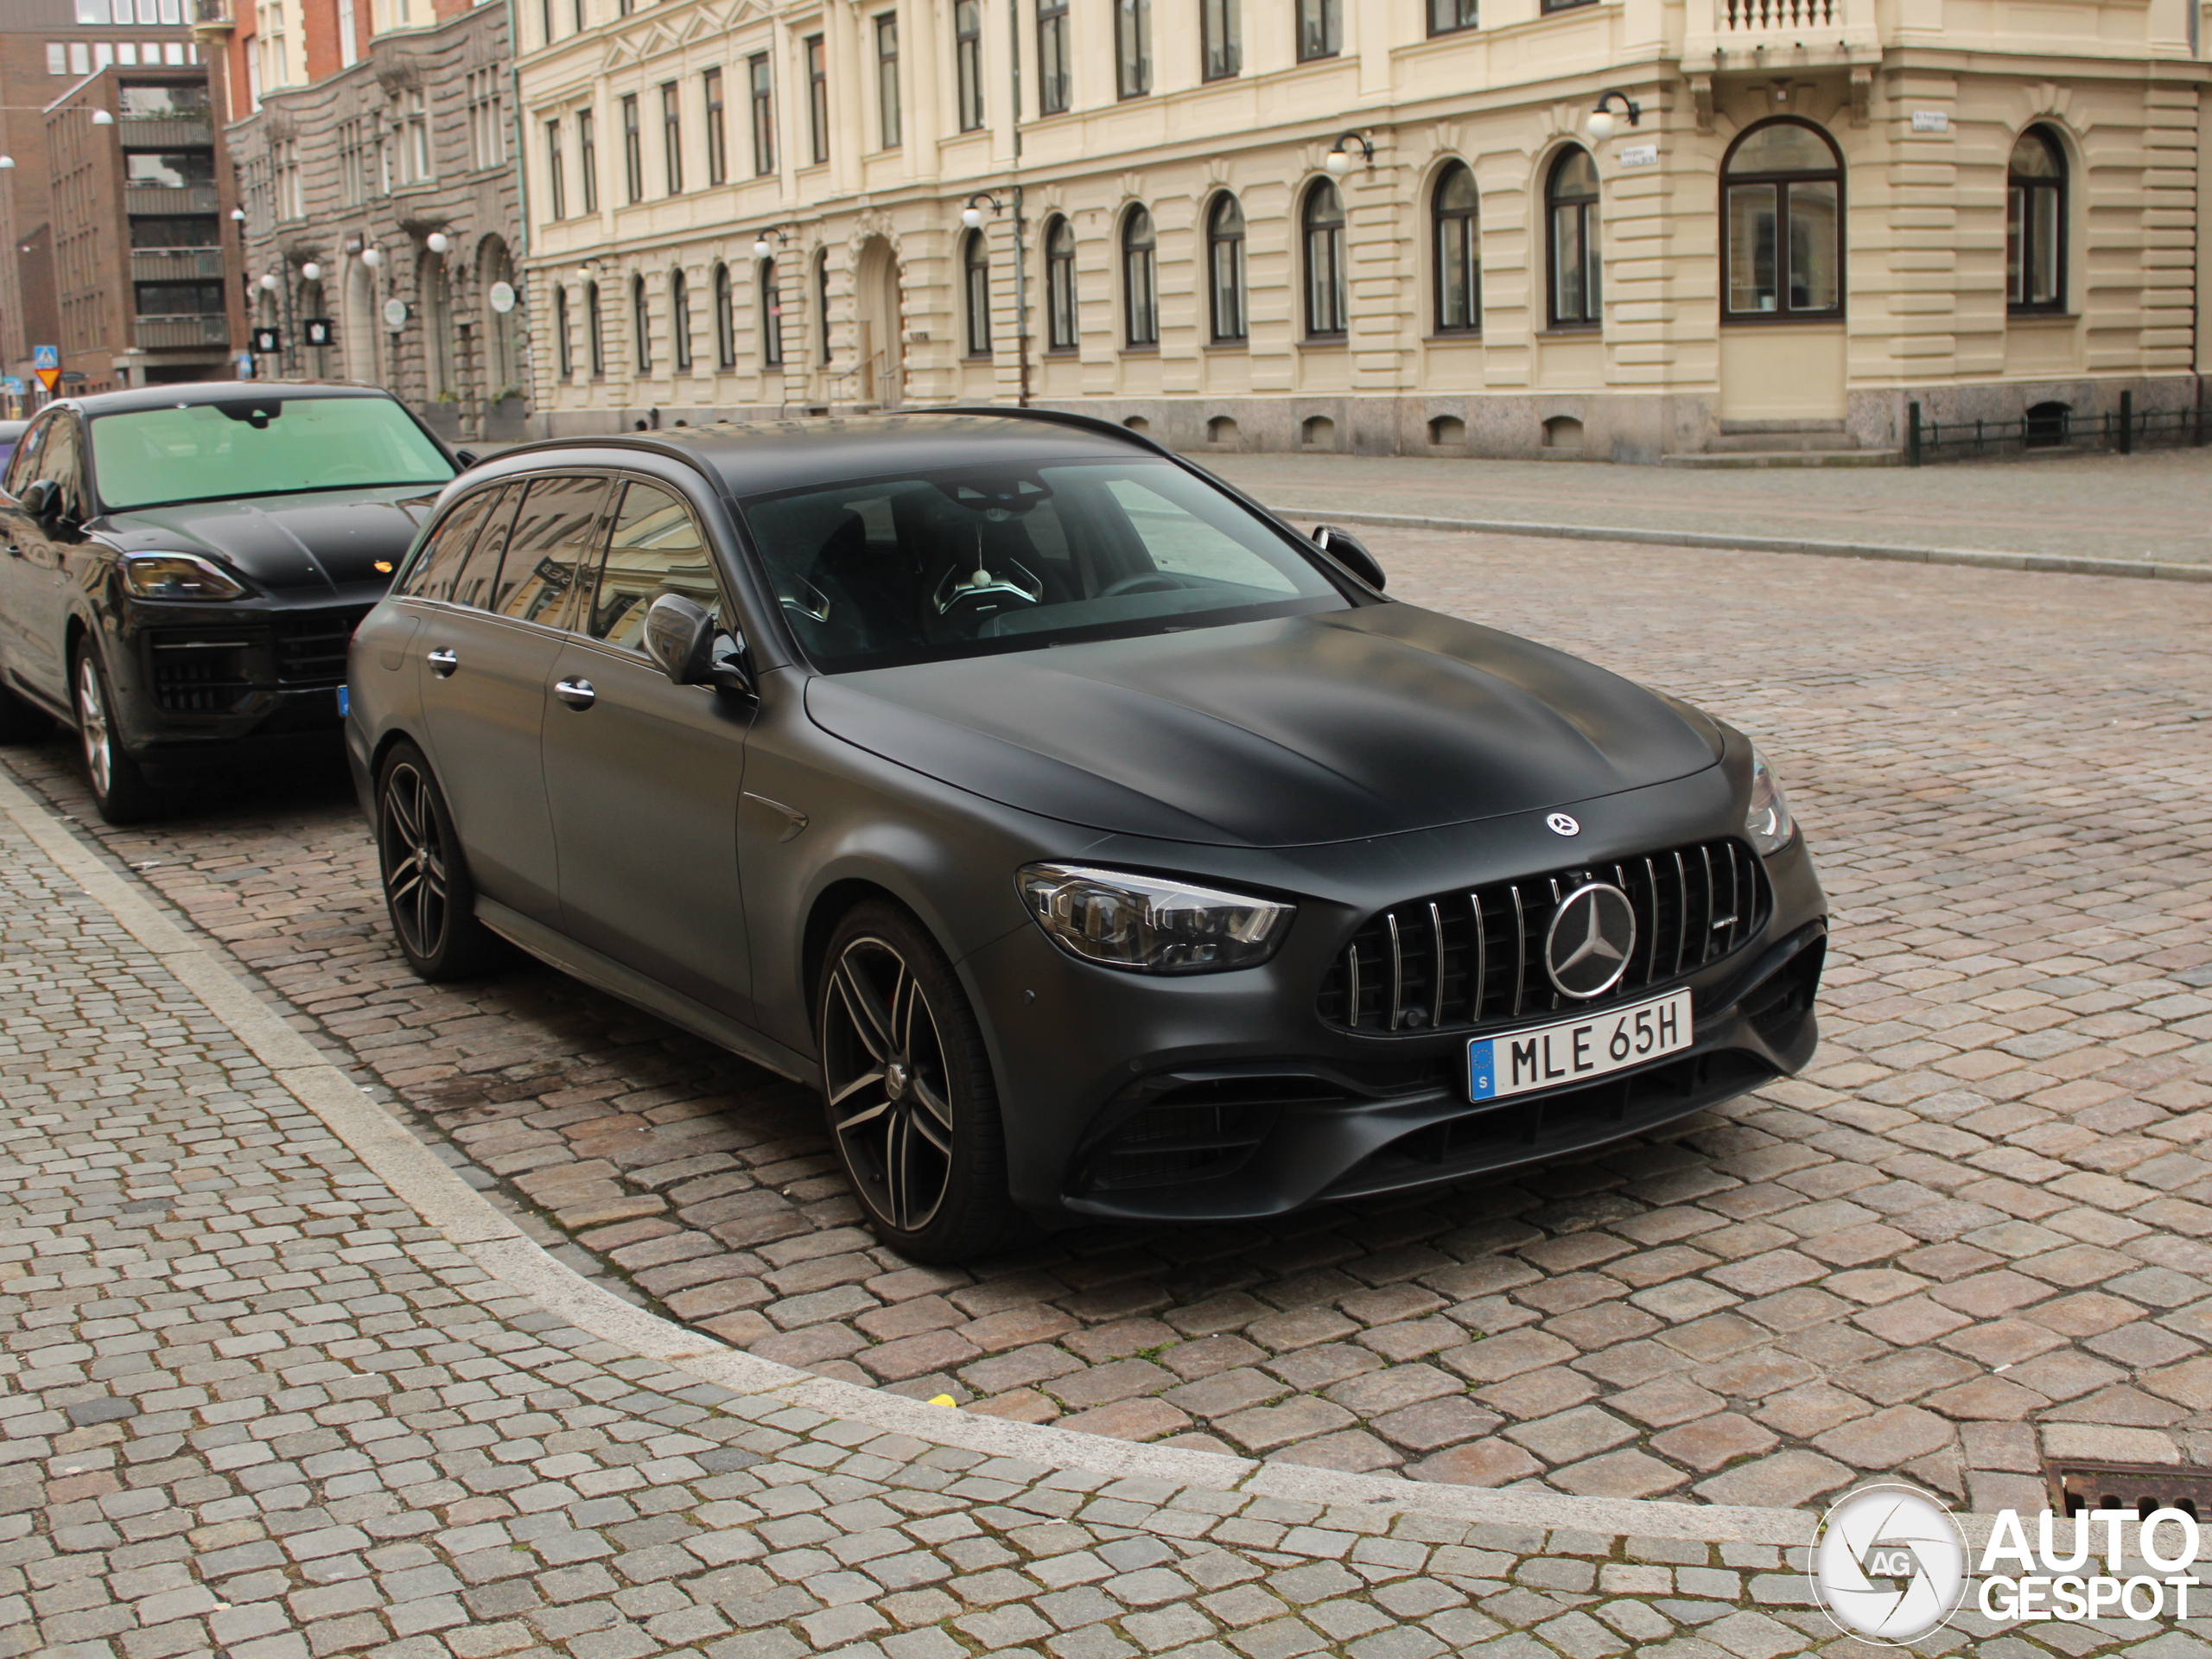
[31,344,59,392]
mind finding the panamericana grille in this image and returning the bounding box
[1317,836,1770,1034]
[276,605,374,684]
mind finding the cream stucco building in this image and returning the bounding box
[516,0,2212,461]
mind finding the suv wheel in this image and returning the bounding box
[73,644,158,823]
[817,901,1016,1263]
[376,741,503,979]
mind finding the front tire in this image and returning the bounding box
[817,901,1016,1263]
[73,644,159,823]
[375,741,503,980]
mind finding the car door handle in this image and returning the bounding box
[426,647,457,677]
[554,678,596,709]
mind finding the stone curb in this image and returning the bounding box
[0,768,1837,1548]
[1281,506,2212,584]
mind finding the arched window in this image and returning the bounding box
[586,282,604,376]
[1721,118,1842,321]
[963,229,992,355]
[1122,206,1157,346]
[814,250,832,365]
[1433,162,1479,334]
[2008,126,2065,315]
[712,263,734,368]
[1547,147,1601,327]
[760,256,784,367]
[1045,215,1077,352]
[670,270,692,372]
[1207,193,1246,343]
[555,285,573,378]
[631,274,652,371]
[1302,179,1346,337]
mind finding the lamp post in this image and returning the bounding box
[1585,90,1643,142]
[1322,133,1373,177]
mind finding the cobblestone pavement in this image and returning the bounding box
[1,525,2209,1525]
[1206,448,2212,567]
[1,702,2205,1659]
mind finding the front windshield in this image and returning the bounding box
[740,457,1349,671]
[88,396,455,511]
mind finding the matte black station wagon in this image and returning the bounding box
[347,411,1828,1262]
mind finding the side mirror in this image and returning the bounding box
[643,592,750,692]
[17,479,59,523]
[453,448,480,469]
[1312,524,1385,591]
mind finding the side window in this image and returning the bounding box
[35,417,84,518]
[400,489,499,602]
[447,483,524,610]
[582,480,718,652]
[490,474,610,626]
[3,419,49,499]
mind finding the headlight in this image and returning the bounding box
[1745,747,1797,857]
[1017,863,1294,975]
[122,553,248,601]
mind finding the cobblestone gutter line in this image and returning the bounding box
[1274,509,2212,585]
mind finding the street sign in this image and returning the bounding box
[237,353,256,378]
[303,317,334,347]
[57,371,85,385]
[487,281,517,314]
[251,327,282,353]
[1,378,22,395]
[32,344,59,394]
[383,298,409,328]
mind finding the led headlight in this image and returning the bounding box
[1018,863,1294,975]
[122,553,248,601]
[1745,747,1797,857]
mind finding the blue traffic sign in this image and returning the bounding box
[30,346,57,372]
[0,378,20,395]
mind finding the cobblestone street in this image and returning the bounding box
[3,506,2209,1554]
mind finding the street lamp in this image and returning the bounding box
[258,273,276,291]
[960,192,1002,230]
[300,261,321,282]
[359,245,383,268]
[0,156,15,170]
[1585,90,1643,142]
[91,109,113,126]
[1322,134,1374,177]
[750,226,790,261]
[425,231,449,254]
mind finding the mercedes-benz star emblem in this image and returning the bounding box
[1544,881,1637,999]
[1546,812,1580,836]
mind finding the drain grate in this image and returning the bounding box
[2046,1459,2212,1520]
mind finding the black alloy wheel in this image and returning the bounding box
[376,741,501,980]
[73,644,157,823]
[817,901,1014,1262]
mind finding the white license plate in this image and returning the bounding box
[1468,989,1693,1103]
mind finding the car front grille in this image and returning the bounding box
[1316,836,1770,1035]
[149,637,255,714]
[275,605,374,685]
[1080,1076,1346,1192]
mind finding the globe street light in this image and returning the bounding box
[751,226,790,261]
[960,192,1001,231]
[426,231,449,254]
[300,262,321,281]
[1586,90,1643,142]
[1323,134,1374,177]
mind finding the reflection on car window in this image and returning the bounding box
[491,476,607,626]
[584,481,720,652]
[4,418,49,499]
[86,396,454,510]
[739,458,1344,673]
[35,418,84,520]
[447,484,521,611]
[402,487,499,603]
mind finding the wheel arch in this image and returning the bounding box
[801,876,908,1030]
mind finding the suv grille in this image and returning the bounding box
[275,605,374,685]
[1316,836,1770,1034]
[149,636,255,714]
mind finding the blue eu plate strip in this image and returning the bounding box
[1468,1039,1495,1100]
[338,686,350,717]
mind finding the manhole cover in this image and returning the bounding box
[2046,1459,2212,1521]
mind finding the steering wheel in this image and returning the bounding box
[1099,571,1193,599]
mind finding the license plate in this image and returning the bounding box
[1469,989,1693,1103]
[337,685,350,718]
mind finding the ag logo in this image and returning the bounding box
[1812,1484,1967,1644]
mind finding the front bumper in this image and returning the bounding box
[963,828,1828,1224]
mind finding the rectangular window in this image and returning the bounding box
[74,0,107,21]
[467,68,505,173]
[402,90,431,183]
[748,53,773,175]
[1036,0,1068,114]
[1428,0,1478,33]
[1201,0,1238,80]
[954,0,983,131]
[805,35,828,164]
[46,42,67,74]
[702,67,726,186]
[70,41,91,75]
[1297,0,1339,60]
[545,118,566,219]
[659,82,682,194]
[578,106,598,212]
[1116,0,1149,99]
[874,13,899,149]
[337,0,356,65]
[620,93,641,202]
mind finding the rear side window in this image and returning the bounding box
[489,474,610,626]
[581,481,720,652]
[448,483,523,610]
[401,488,500,602]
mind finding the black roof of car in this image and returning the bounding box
[42,380,404,418]
[482,410,1154,499]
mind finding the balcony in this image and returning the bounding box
[124,184,220,216]
[1686,0,1879,67]
[130,249,226,283]
[135,314,230,349]
[119,116,214,148]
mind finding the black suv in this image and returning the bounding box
[0,382,460,820]
[348,411,1828,1262]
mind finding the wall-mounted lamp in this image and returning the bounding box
[258,272,277,291]
[0,156,16,171]
[1322,134,1374,177]
[425,231,449,254]
[300,261,321,281]
[1585,90,1643,142]
[230,207,245,222]
[359,246,383,268]
[960,192,1001,230]
[91,109,114,126]
[750,226,790,261]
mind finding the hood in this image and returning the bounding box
[101,488,442,593]
[804,605,1725,849]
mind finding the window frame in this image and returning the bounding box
[703,66,727,188]
[556,284,573,378]
[1432,161,1480,335]
[1428,0,1478,35]
[816,251,832,365]
[632,274,652,372]
[963,229,993,357]
[1207,192,1247,344]
[1037,0,1070,115]
[805,35,829,165]
[620,93,642,204]
[2007,124,2067,317]
[671,269,692,372]
[1121,205,1158,348]
[544,118,566,220]
[1719,117,1845,325]
[577,106,598,213]
[713,262,735,369]
[874,12,901,149]
[748,53,774,176]
[955,0,984,131]
[1545,145,1602,330]
[1116,0,1150,99]
[1297,0,1340,60]
[1044,214,1077,352]
[760,256,785,368]
[1201,0,1239,81]
[659,81,683,195]
[586,282,605,377]
[1301,178,1347,340]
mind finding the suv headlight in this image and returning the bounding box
[122,553,248,601]
[1745,747,1797,857]
[1017,863,1294,975]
